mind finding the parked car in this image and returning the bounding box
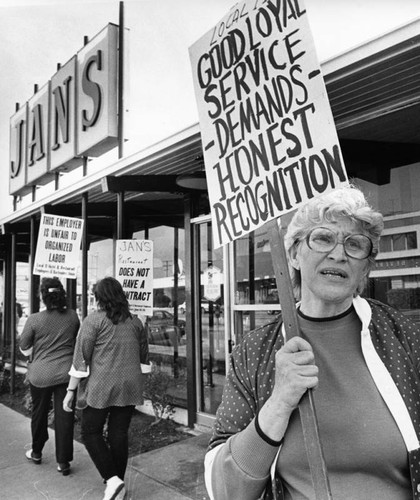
[178,300,222,315]
[201,299,224,315]
[147,323,182,346]
[147,309,186,346]
[178,301,209,314]
[150,309,186,334]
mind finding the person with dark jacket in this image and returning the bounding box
[20,277,80,475]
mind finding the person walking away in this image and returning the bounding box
[19,277,80,475]
[63,276,150,500]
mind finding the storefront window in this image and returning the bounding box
[233,225,281,343]
[77,227,188,409]
[74,239,114,319]
[16,262,30,335]
[234,225,277,306]
[195,221,226,415]
[352,164,420,325]
[134,225,187,408]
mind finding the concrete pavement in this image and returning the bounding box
[0,404,211,499]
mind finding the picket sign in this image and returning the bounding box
[267,218,333,500]
[188,0,350,494]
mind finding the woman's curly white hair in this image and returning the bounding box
[284,185,384,300]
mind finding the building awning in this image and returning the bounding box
[324,17,420,184]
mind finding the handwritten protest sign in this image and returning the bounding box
[190,0,348,248]
[33,214,84,279]
[116,239,153,316]
[190,1,342,495]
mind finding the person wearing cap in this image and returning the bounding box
[19,277,80,476]
[205,185,420,499]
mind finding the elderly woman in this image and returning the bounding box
[205,186,420,500]
[63,277,149,500]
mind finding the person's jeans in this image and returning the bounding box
[30,383,74,463]
[81,405,134,481]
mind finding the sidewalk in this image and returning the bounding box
[0,404,211,499]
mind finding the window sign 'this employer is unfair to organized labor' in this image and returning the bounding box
[189,0,349,248]
[33,214,84,279]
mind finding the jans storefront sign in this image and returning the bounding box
[9,23,124,196]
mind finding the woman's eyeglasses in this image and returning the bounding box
[306,227,373,260]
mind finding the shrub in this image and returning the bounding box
[0,362,10,395]
[143,365,175,424]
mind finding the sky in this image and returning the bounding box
[1,0,419,220]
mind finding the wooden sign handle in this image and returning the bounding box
[267,219,333,500]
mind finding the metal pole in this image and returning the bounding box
[184,195,197,427]
[10,233,16,394]
[117,191,125,239]
[2,235,11,362]
[173,227,179,321]
[118,1,125,159]
[206,223,214,388]
[82,191,89,319]
[29,216,40,314]
[248,232,255,331]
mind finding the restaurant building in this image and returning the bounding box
[1,13,420,429]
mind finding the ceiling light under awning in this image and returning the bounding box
[175,171,207,190]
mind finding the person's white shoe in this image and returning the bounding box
[103,476,124,500]
[25,449,42,464]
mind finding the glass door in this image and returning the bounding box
[194,218,228,415]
